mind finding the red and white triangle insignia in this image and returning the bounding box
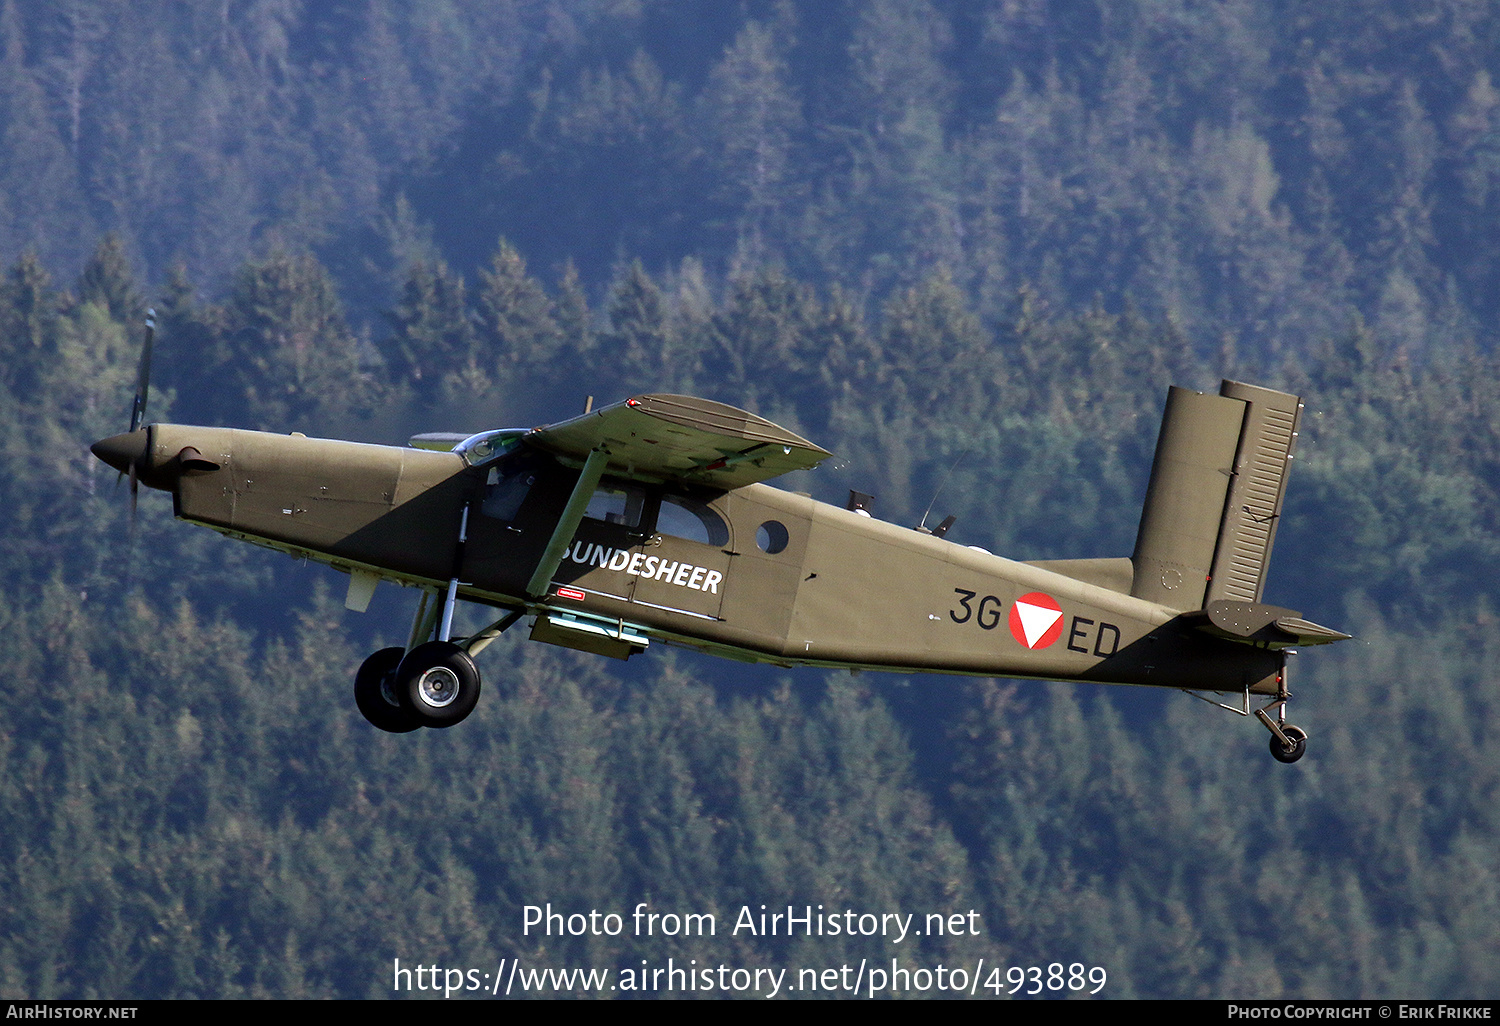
[1009,592,1064,649]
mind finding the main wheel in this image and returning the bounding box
[355,647,420,733]
[396,641,481,728]
[1270,724,1308,763]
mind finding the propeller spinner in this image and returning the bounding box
[92,309,219,513]
[96,309,155,515]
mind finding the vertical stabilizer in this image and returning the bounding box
[1205,381,1302,604]
[1131,386,1246,609]
[1131,381,1303,611]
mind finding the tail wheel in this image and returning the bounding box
[396,641,481,728]
[355,647,420,733]
[1270,725,1308,763]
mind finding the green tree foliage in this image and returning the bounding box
[3,227,1500,998]
[475,239,564,387]
[385,257,475,398]
[698,16,804,266]
[220,249,371,432]
[0,1,91,270]
[703,266,822,410]
[0,251,63,397]
[810,0,963,281]
[602,259,691,396]
[0,0,1496,362]
[76,234,139,324]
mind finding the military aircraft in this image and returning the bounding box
[92,314,1348,761]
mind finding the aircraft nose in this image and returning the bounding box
[91,429,149,474]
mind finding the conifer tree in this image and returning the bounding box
[77,234,139,324]
[475,238,561,383]
[385,257,474,395]
[603,260,686,393]
[221,249,367,430]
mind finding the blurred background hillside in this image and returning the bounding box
[1,0,1498,998]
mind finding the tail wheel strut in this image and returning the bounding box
[1187,658,1308,763]
[1254,663,1307,763]
[1255,703,1307,763]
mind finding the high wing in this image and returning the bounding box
[519,394,831,489]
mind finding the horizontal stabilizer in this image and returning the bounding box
[1269,616,1354,646]
[1185,600,1350,648]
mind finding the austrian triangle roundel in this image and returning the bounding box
[1009,592,1064,650]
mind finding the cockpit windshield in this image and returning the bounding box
[452,429,528,467]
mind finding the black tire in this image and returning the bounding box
[1270,724,1308,763]
[355,647,420,733]
[396,641,481,728]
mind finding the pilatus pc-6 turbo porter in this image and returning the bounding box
[93,316,1348,761]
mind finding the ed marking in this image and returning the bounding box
[1066,616,1120,657]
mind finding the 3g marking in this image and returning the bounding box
[948,588,1004,629]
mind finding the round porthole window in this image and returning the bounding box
[756,520,789,554]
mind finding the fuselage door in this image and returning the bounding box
[629,493,732,621]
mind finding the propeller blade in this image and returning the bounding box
[128,309,155,434]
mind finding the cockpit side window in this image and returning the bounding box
[482,458,538,521]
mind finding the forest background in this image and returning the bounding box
[1,0,1498,1000]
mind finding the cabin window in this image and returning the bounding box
[756,520,789,554]
[585,484,646,529]
[656,495,730,547]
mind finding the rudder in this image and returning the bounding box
[1205,380,1302,605]
[1130,380,1302,610]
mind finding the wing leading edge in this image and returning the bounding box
[521,394,831,489]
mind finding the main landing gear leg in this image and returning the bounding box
[370,504,484,729]
[353,593,529,733]
[353,445,598,733]
[355,586,484,732]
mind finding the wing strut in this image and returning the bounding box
[526,446,609,599]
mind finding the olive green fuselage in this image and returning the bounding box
[149,424,1281,695]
